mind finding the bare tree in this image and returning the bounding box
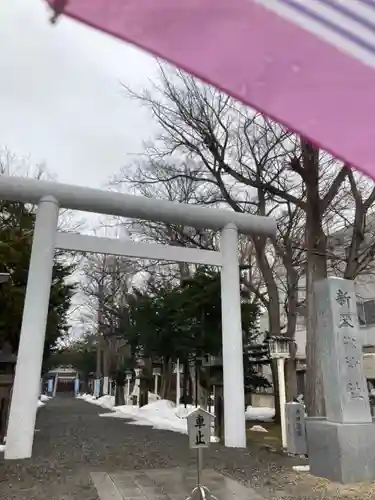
[0,147,84,233]
[117,67,375,416]
[80,251,136,389]
[120,69,304,400]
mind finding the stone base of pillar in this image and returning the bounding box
[306,417,375,483]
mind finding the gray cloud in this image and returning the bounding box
[0,0,157,189]
[1,1,161,335]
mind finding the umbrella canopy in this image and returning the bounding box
[46,0,375,180]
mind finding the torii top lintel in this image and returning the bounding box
[0,176,275,237]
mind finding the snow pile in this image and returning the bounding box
[37,394,53,408]
[293,465,310,472]
[77,394,115,410]
[249,424,268,433]
[79,393,276,439]
[77,392,160,409]
[175,404,195,419]
[245,406,275,421]
[102,399,189,434]
[80,395,198,435]
[148,392,160,403]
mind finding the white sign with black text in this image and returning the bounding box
[187,407,213,449]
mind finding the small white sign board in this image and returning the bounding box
[187,407,213,449]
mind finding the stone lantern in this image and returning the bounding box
[0,343,17,442]
[267,335,291,359]
[266,335,292,449]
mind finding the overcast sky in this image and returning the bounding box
[1,0,158,190]
[1,1,162,336]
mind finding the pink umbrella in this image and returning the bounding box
[47,0,375,180]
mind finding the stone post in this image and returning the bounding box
[306,277,375,483]
[285,402,307,455]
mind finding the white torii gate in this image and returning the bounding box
[0,175,275,460]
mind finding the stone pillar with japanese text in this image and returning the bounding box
[306,277,375,484]
[316,278,371,423]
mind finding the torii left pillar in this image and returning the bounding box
[5,196,59,459]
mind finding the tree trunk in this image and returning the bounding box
[139,378,149,407]
[115,383,125,406]
[96,285,105,380]
[160,359,168,398]
[285,259,299,401]
[82,377,90,394]
[198,383,209,409]
[103,341,109,378]
[214,384,225,441]
[256,245,282,421]
[189,364,197,405]
[182,360,189,406]
[253,184,284,421]
[96,341,103,379]
[303,140,327,417]
[160,359,174,400]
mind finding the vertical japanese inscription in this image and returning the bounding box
[194,413,206,446]
[336,289,364,401]
[295,406,302,437]
[336,289,351,308]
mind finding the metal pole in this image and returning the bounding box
[197,448,203,487]
[220,223,246,448]
[195,361,198,407]
[277,357,287,449]
[6,196,59,459]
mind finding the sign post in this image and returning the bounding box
[186,407,217,500]
[74,376,80,397]
[94,379,101,398]
[47,378,53,396]
[126,373,132,404]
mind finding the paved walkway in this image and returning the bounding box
[0,397,369,500]
[90,468,265,500]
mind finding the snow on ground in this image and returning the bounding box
[293,465,310,472]
[78,393,275,439]
[249,424,268,433]
[78,395,191,434]
[245,405,275,421]
[37,394,53,408]
[78,394,115,410]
